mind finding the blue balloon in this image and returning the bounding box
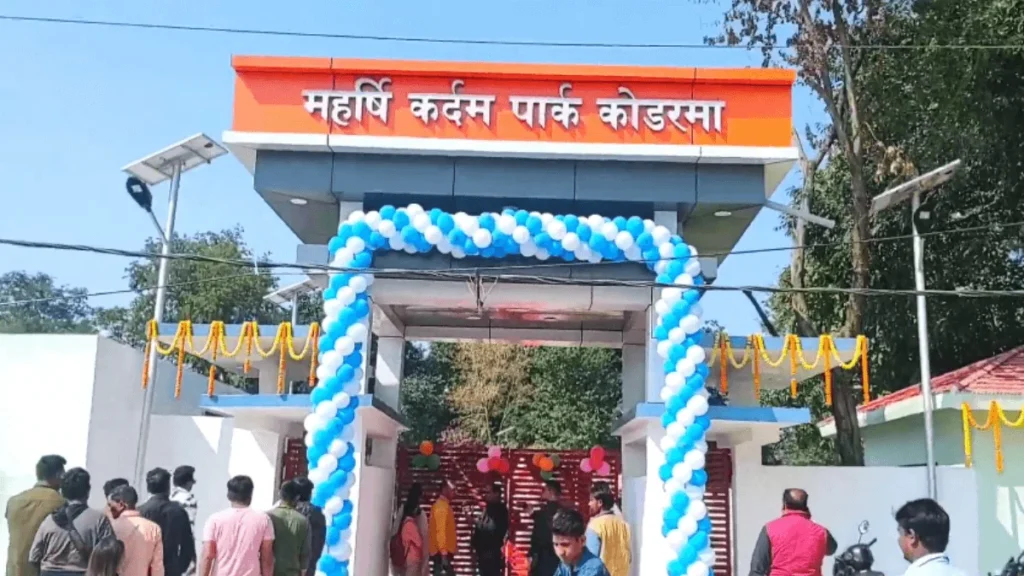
[577,224,592,242]
[337,408,355,426]
[697,517,713,533]
[668,559,686,576]
[674,244,692,260]
[337,223,353,241]
[330,273,353,291]
[323,286,338,300]
[353,221,372,240]
[319,556,339,574]
[335,513,353,530]
[438,213,455,233]
[637,232,655,250]
[657,273,673,285]
[671,490,691,512]
[310,386,332,405]
[612,216,627,230]
[535,232,552,248]
[664,359,678,375]
[696,364,710,378]
[393,210,410,229]
[678,543,698,566]
[326,526,342,546]
[695,415,712,432]
[684,424,703,445]
[368,231,386,249]
[653,325,669,341]
[328,237,344,255]
[379,205,396,220]
[663,507,682,529]
[642,247,659,262]
[667,395,685,416]
[658,463,674,482]
[401,226,418,243]
[307,445,325,464]
[337,365,355,384]
[479,213,496,231]
[662,523,674,538]
[666,260,684,278]
[351,299,371,319]
[514,210,529,225]
[626,217,644,237]
[428,208,443,224]
[690,530,710,552]
[661,411,675,428]
[561,250,576,262]
[588,234,607,251]
[526,215,543,235]
[691,469,709,487]
[564,215,579,232]
[665,447,684,466]
[312,429,333,447]
[341,500,354,515]
[672,300,691,317]
[318,334,336,352]
[684,289,701,304]
[669,345,687,363]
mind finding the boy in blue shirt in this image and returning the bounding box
[551,508,611,576]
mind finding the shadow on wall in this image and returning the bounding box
[145,414,234,545]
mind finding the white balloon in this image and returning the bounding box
[321,316,337,335]
[520,242,538,258]
[316,364,335,382]
[658,242,675,259]
[403,244,417,254]
[473,229,492,248]
[660,434,677,452]
[317,454,339,474]
[614,231,634,250]
[666,528,687,552]
[334,336,355,356]
[687,394,710,417]
[332,249,353,268]
[540,213,554,225]
[642,219,655,232]
[387,234,405,251]
[698,387,710,400]
[685,258,702,277]
[328,438,350,458]
[665,477,686,495]
[547,220,567,240]
[308,467,329,485]
[425,226,444,245]
[601,222,618,241]
[574,244,590,260]
[329,542,352,562]
[661,287,682,304]
[339,425,355,442]
[674,274,694,287]
[686,561,710,576]
[672,462,693,483]
[536,248,550,261]
[656,340,672,359]
[665,372,684,391]
[625,245,642,261]
[315,401,338,420]
[347,210,365,223]
[349,275,368,294]
[451,247,466,259]
[588,214,605,230]
[675,408,695,427]
[654,299,671,316]
[437,239,452,254]
[688,245,700,257]
[343,379,361,396]
[686,345,706,365]
[652,226,672,246]
[690,303,704,318]
[587,251,602,264]
[685,485,705,499]
[332,392,352,410]
[681,314,702,335]
[698,548,716,566]
[346,237,366,254]
[497,214,517,235]
[342,471,356,489]
[364,211,381,230]
[337,286,356,306]
[304,413,326,433]
[407,203,424,215]
[666,421,685,440]
[669,327,685,344]
[684,449,706,470]
[346,323,368,342]
[304,433,315,448]
[694,440,709,454]
[353,367,364,384]
[323,298,342,318]
[459,216,479,235]
[655,260,669,275]
[660,386,674,402]
[678,515,698,537]
[685,500,708,521]
[676,358,696,378]
[512,226,531,244]
[378,219,397,238]
[320,351,342,373]
[324,496,344,516]
[412,212,431,233]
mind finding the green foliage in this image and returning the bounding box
[0,271,96,334]
[400,342,458,445]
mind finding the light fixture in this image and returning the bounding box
[713,210,732,218]
[290,198,308,206]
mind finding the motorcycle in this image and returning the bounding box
[990,551,1024,576]
[833,520,884,576]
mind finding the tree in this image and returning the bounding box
[0,271,96,334]
[400,342,458,444]
[447,342,535,445]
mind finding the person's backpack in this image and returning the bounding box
[52,503,91,558]
[389,517,409,569]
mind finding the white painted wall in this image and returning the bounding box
[732,442,980,576]
[354,466,396,576]
[622,476,645,576]
[227,423,282,512]
[0,335,98,572]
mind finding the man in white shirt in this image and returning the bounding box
[896,498,965,576]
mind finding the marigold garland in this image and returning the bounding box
[142,320,321,398]
[963,400,1024,473]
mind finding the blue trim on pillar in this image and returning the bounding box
[612,402,811,434]
[199,393,407,427]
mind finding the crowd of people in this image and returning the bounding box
[4,455,327,576]
[390,478,632,576]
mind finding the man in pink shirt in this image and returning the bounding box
[200,476,275,576]
[109,485,165,576]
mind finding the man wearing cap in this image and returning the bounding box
[170,466,198,576]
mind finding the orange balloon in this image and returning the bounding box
[532,454,543,466]
[540,457,554,472]
[420,441,434,456]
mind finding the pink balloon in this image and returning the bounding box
[580,459,593,472]
[597,462,611,476]
[487,446,502,458]
[477,458,490,473]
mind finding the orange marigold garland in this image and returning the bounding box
[823,341,833,406]
[174,330,186,399]
[242,322,255,374]
[789,335,799,398]
[307,323,321,388]
[719,334,729,394]
[860,337,871,403]
[276,323,289,394]
[207,323,221,397]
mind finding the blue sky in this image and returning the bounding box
[0,0,822,335]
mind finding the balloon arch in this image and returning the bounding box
[302,205,714,576]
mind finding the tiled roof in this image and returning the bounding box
[821,345,1024,422]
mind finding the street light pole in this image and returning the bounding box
[870,159,960,499]
[911,190,938,497]
[132,160,182,488]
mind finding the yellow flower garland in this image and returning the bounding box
[962,401,1024,473]
[142,320,321,398]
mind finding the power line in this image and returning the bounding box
[4,14,1024,50]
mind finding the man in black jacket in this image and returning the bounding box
[292,477,326,576]
[139,468,196,576]
[472,483,509,576]
[529,480,563,576]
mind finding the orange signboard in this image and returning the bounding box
[231,56,794,148]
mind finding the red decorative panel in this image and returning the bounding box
[705,446,734,576]
[280,438,309,485]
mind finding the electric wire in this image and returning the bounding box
[5,14,1024,51]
